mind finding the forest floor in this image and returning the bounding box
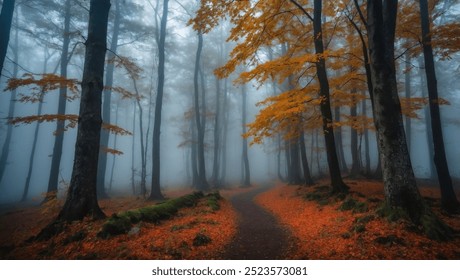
[0,179,459,259]
[256,179,460,259]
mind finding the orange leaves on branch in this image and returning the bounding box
[9,113,131,137]
[400,97,428,119]
[108,55,142,80]
[5,73,80,102]
[102,123,132,136]
[105,86,138,100]
[100,146,124,156]
[9,114,79,135]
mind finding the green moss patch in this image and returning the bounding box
[206,192,222,211]
[98,192,204,238]
[339,197,368,213]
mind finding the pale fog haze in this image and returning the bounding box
[0,0,459,203]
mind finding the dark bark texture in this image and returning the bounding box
[313,0,348,193]
[45,0,72,202]
[0,5,18,186]
[56,0,111,221]
[150,0,169,200]
[419,0,459,213]
[97,0,121,198]
[193,31,209,191]
[0,0,15,79]
[367,0,424,221]
[241,83,251,187]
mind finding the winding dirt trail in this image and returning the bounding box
[222,184,292,260]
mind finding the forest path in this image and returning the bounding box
[222,184,293,259]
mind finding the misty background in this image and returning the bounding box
[0,0,459,204]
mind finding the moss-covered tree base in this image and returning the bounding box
[376,202,452,241]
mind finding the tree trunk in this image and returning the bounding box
[56,0,110,222]
[23,47,53,201]
[191,117,198,187]
[0,5,17,186]
[149,0,169,200]
[300,132,313,185]
[419,0,459,213]
[350,94,360,176]
[97,0,121,199]
[367,0,424,221]
[404,52,412,153]
[241,83,251,187]
[108,101,120,192]
[211,76,221,186]
[362,99,371,175]
[136,94,147,198]
[0,0,15,79]
[334,106,348,173]
[131,103,137,194]
[288,136,302,185]
[45,0,72,203]
[193,31,209,191]
[313,0,348,193]
[219,78,229,185]
[419,58,436,179]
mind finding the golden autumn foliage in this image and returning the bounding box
[192,0,459,145]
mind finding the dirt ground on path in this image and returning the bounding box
[222,184,294,259]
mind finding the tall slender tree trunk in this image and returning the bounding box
[131,103,137,194]
[0,5,18,187]
[149,0,169,200]
[211,76,221,186]
[404,52,412,153]
[97,0,120,199]
[55,0,110,222]
[190,117,198,187]
[419,0,459,213]
[313,0,348,193]
[241,83,251,187]
[45,0,72,202]
[23,48,53,202]
[193,32,209,191]
[362,99,371,175]
[334,106,348,173]
[0,0,15,80]
[350,94,360,176]
[419,58,435,179]
[134,80,147,197]
[219,78,229,185]
[300,132,313,185]
[108,101,120,192]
